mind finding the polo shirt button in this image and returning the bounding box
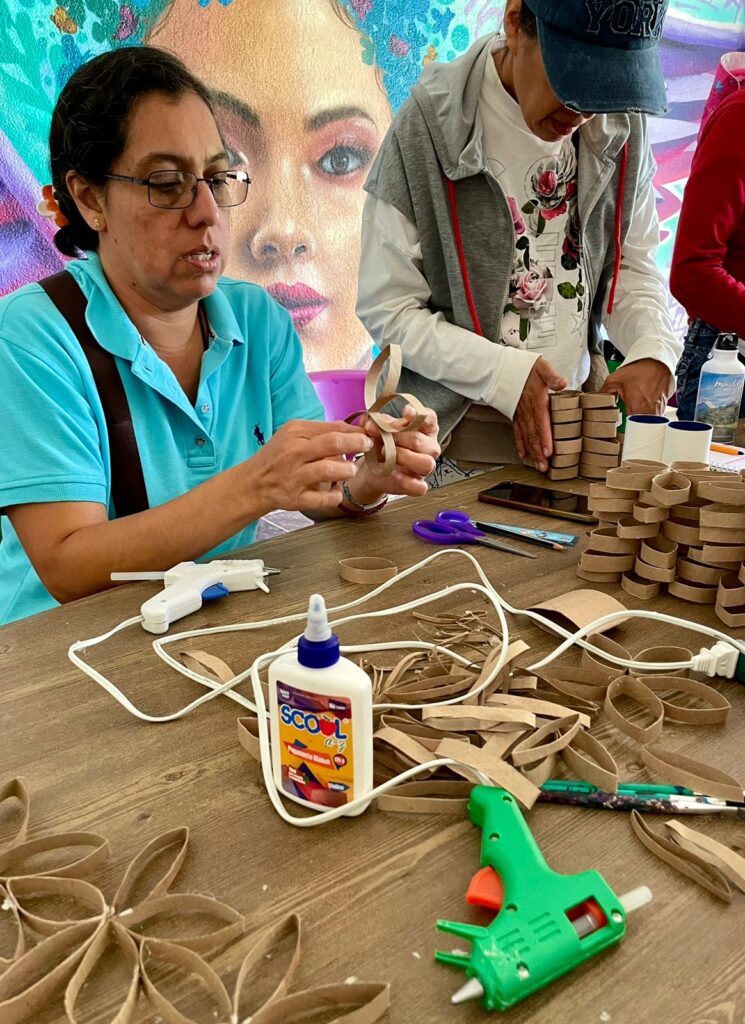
[195,436,206,446]
[200,404,211,414]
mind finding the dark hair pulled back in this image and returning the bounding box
[50,46,213,257]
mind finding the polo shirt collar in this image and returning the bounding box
[67,253,245,362]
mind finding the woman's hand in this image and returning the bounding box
[345,405,440,504]
[248,419,372,513]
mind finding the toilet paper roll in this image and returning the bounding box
[661,420,713,466]
[621,415,668,463]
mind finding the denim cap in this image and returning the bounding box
[527,0,669,116]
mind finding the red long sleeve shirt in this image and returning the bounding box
[670,89,745,339]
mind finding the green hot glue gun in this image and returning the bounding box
[436,786,652,1011]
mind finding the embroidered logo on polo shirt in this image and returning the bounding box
[585,0,665,38]
[254,423,266,446]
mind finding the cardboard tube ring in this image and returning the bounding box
[635,675,730,725]
[581,421,618,440]
[616,517,660,539]
[696,480,745,505]
[621,572,660,600]
[584,437,621,456]
[589,498,635,515]
[633,557,676,584]
[587,528,639,554]
[548,465,580,480]
[580,393,618,409]
[576,566,621,583]
[552,407,584,424]
[583,408,621,423]
[699,525,745,544]
[674,500,707,523]
[554,437,583,455]
[700,504,745,530]
[562,730,619,792]
[552,422,583,440]
[604,675,664,745]
[640,535,678,569]
[552,452,582,469]
[650,471,691,507]
[701,542,745,563]
[580,551,636,574]
[607,464,664,490]
[633,502,669,524]
[635,646,691,677]
[716,603,745,628]
[661,518,701,546]
[676,558,726,586]
[580,633,631,682]
[339,558,398,584]
[550,390,582,410]
[345,345,427,477]
[716,572,745,609]
[579,463,612,480]
[641,745,743,803]
[668,579,718,604]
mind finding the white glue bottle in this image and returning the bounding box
[694,332,745,443]
[268,594,373,816]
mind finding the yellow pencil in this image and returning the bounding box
[710,443,742,455]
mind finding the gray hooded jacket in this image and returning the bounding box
[363,34,656,440]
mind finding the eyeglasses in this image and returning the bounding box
[104,169,251,210]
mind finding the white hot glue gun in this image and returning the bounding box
[111,560,281,634]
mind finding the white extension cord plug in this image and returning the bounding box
[691,641,740,678]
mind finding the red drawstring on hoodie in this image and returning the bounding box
[446,139,629,328]
[606,141,628,317]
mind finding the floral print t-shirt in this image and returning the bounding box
[480,50,590,390]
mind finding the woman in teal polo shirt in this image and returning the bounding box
[0,47,439,625]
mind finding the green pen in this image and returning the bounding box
[542,780,695,798]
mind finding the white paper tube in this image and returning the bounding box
[622,415,668,463]
[661,420,713,465]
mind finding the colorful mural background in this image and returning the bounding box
[0,0,743,369]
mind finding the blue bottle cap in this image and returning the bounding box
[297,632,340,669]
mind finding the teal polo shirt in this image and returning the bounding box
[0,254,324,625]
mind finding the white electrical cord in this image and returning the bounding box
[68,548,745,825]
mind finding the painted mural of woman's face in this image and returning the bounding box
[152,0,391,371]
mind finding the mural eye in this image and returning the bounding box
[317,145,371,177]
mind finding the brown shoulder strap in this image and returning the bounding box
[39,270,149,517]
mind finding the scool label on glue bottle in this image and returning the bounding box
[275,682,354,806]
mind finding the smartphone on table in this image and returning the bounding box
[477,480,597,524]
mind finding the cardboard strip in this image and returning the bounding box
[715,604,745,628]
[576,567,621,583]
[621,573,660,600]
[607,465,663,491]
[588,498,635,514]
[485,693,590,729]
[699,525,745,544]
[716,572,745,609]
[250,983,392,1024]
[510,714,582,767]
[673,500,707,523]
[633,558,676,585]
[64,921,139,1024]
[676,558,726,586]
[0,780,30,851]
[0,883,24,966]
[696,479,745,504]
[434,738,540,809]
[581,421,618,440]
[583,408,621,423]
[376,780,472,815]
[666,821,745,893]
[113,827,189,911]
[629,811,732,903]
[6,876,106,936]
[562,730,619,792]
[231,913,302,1018]
[580,393,617,409]
[421,705,536,731]
[639,535,678,569]
[140,937,233,1023]
[579,463,612,481]
[579,551,636,574]
[550,390,581,410]
[603,676,664,745]
[587,528,639,555]
[584,437,621,456]
[635,646,690,676]
[700,504,745,529]
[554,437,583,455]
[617,517,659,539]
[701,541,745,563]
[338,558,399,585]
[0,833,110,882]
[650,471,691,507]
[581,633,631,682]
[630,505,671,528]
[551,423,582,441]
[662,518,702,546]
[552,407,584,424]
[635,676,730,725]
[552,452,582,469]
[548,464,580,480]
[641,746,743,802]
[668,579,718,605]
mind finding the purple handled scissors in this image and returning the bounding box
[412,509,537,558]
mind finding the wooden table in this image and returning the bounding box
[2,466,744,1024]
